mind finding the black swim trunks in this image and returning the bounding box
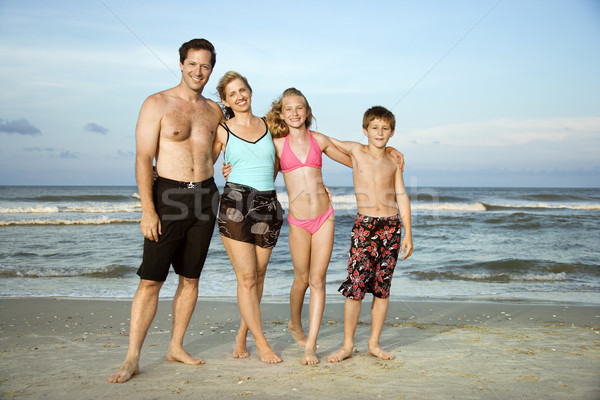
[218,182,283,249]
[338,213,402,300]
[137,176,219,282]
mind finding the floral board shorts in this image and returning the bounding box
[338,213,402,300]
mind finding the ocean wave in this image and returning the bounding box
[411,270,567,283]
[0,216,139,226]
[0,203,141,214]
[482,202,600,211]
[0,264,135,278]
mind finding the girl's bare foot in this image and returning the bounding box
[107,358,140,383]
[302,345,319,365]
[287,321,307,347]
[326,346,353,363]
[166,345,204,365]
[256,344,282,363]
[367,343,395,360]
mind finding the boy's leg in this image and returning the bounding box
[327,297,362,363]
[367,296,394,360]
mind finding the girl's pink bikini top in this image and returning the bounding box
[280,130,323,173]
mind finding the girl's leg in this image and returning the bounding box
[367,296,394,360]
[303,217,335,365]
[233,246,272,359]
[287,224,311,346]
[221,236,281,363]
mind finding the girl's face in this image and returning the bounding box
[280,95,307,129]
[222,78,252,113]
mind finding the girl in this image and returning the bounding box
[266,88,352,365]
[213,72,283,363]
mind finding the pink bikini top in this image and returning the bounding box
[280,130,323,173]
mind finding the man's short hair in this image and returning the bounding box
[179,38,216,68]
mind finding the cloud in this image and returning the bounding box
[84,122,109,135]
[117,150,134,157]
[0,118,42,135]
[59,150,80,159]
[23,147,54,152]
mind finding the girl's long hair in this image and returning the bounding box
[265,88,313,137]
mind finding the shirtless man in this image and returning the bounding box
[108,38,223,383]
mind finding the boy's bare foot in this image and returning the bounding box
[166,345,204,365]
[287,321,307,347]
[256,344,282,364]
[367,343,395,360]
[302,346,319,365]
[107,358,140,383]
[327,346,353,363]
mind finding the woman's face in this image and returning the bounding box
[280,95,307,129]
[222,78,252,113]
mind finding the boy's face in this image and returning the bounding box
[363,118,394,148]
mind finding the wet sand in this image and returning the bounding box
[0,297,599,399]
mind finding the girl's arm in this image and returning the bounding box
[314,132,353,167]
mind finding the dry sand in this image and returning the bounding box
[0,297,599,400]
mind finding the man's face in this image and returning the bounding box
[180,49,213,92]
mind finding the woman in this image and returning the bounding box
[213,71,283,363]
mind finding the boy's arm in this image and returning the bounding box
[394,165,413,260]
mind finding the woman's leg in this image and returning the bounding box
[233,246,273,359]
[221,236,281,363]
[287,224,311,346]
[303,216,335,365]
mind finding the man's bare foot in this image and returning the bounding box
[287,321,307,347]
[166,345,204,365]
[107,358,140,383]
[367,343,395,360]
[327,346,353,363]
[302,345,319,365]
[256,344,282,364]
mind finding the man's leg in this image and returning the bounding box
[108,279,163,383]
[166,275,204,364]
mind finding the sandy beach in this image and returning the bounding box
[0,297,598,399]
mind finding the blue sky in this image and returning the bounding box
[1,0,599,187]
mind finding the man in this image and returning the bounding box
[108,38,223,383]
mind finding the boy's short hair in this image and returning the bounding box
[362,106,395,131]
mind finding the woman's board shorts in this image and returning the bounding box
[137,176,219,282]
[338,213,402,300]
[218,182,284,249]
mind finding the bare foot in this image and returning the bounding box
[327,346,353,363]
[367,343,395,360]
[166,345,204,365]
[107,358,140,383]
[302,346,319,365]
[232,340,250,359]
[256,344,282,364]
[287,321,307,347]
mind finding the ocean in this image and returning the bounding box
[0,185,599,305]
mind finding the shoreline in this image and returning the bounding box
[1,297,599,399]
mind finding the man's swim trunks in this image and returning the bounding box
[338,213,402,300]
[218,182,283,249]
[137,176,219,282]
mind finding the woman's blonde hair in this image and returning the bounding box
[265,88,313,137]
[216,71,252,120]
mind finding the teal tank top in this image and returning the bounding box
[222,119,276,191]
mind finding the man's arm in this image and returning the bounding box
[135,95,163,242]
[394,165,413,260]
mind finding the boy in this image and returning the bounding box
[327,106,413,362]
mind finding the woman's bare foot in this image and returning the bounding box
[302,345,319,365]
[367,343,395,360]
[232,336,250,359]
[287,321,307,347]
[166,344,204,365]
[326,346,353,363]
[256,344,282,364]
[107,358,140,383]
